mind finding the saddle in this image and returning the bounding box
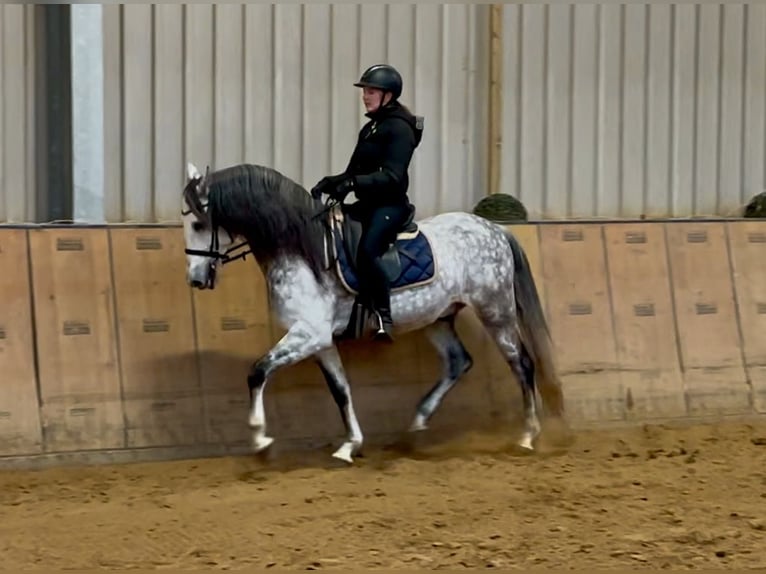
[324,201,436,339]
[331,203,420,284]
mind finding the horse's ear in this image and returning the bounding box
[199,165,211,199]
[187,162,201,181]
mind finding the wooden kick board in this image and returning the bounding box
[109,228,205,448]
[0,230,42,456]
[603,223,686,419]
[539,224,624,422]
[726,221,766,413]
[28,229,124,452]
[191,251,275,446]
[665,223,751,415]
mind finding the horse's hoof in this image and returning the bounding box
[409,414,428,432]
[517,435,536,451]
[409,421,428,433]
[331,441,358,464]
[253,434,275,453]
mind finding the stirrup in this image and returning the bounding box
[372,311,394,343]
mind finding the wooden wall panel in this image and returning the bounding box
[110,228,204,448]
[665,223,751,415]
[726,222,766,413]
[0,230,41,455]
[539,224,624,422]
[191,256,273,446]
[28,228,123,452]
[603,223,686,419]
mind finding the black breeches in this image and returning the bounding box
[355,204,411,308]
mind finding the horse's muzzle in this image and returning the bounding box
[187,263,216,290]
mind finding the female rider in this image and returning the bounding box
[312,64,423,342]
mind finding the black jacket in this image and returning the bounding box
[343,101,423,208]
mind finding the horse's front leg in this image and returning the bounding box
[247,322,331,452]
[316,346,364,463]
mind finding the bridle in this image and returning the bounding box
[181,206,252,266]
[182,177,252,269]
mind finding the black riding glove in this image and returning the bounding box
[311,174,346,200]
[330,177,355,201]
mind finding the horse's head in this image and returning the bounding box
[181,162,236,290]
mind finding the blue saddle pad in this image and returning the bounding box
[333,229,436,294]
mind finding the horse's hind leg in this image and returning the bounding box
[315,345,364,463]
[480,318,541,451]
[410,314,474,432]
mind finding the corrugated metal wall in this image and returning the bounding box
[3,4,764,224]
[0,5,36,222]
[100,4,489,223]
[497,4,766,219]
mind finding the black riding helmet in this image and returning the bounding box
[354,64,403,100]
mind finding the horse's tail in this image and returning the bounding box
[504,229,565,418]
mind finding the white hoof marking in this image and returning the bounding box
[253,434,275,452]
[331,442,356,464]
[518,435,535,451]
[409,414,428,432]
[409,421,428,432]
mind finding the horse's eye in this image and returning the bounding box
[192,221,205,232]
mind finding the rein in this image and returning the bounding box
[312,196,343,272]
[311,196,342,221]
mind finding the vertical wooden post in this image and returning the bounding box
[488,4,502,196]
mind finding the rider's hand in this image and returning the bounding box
[330,177,355,201]
[310,178,330,200]
[311,174,345,200]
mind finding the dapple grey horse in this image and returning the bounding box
[181,162,565,463]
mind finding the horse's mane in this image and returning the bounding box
[204,164,328,282]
